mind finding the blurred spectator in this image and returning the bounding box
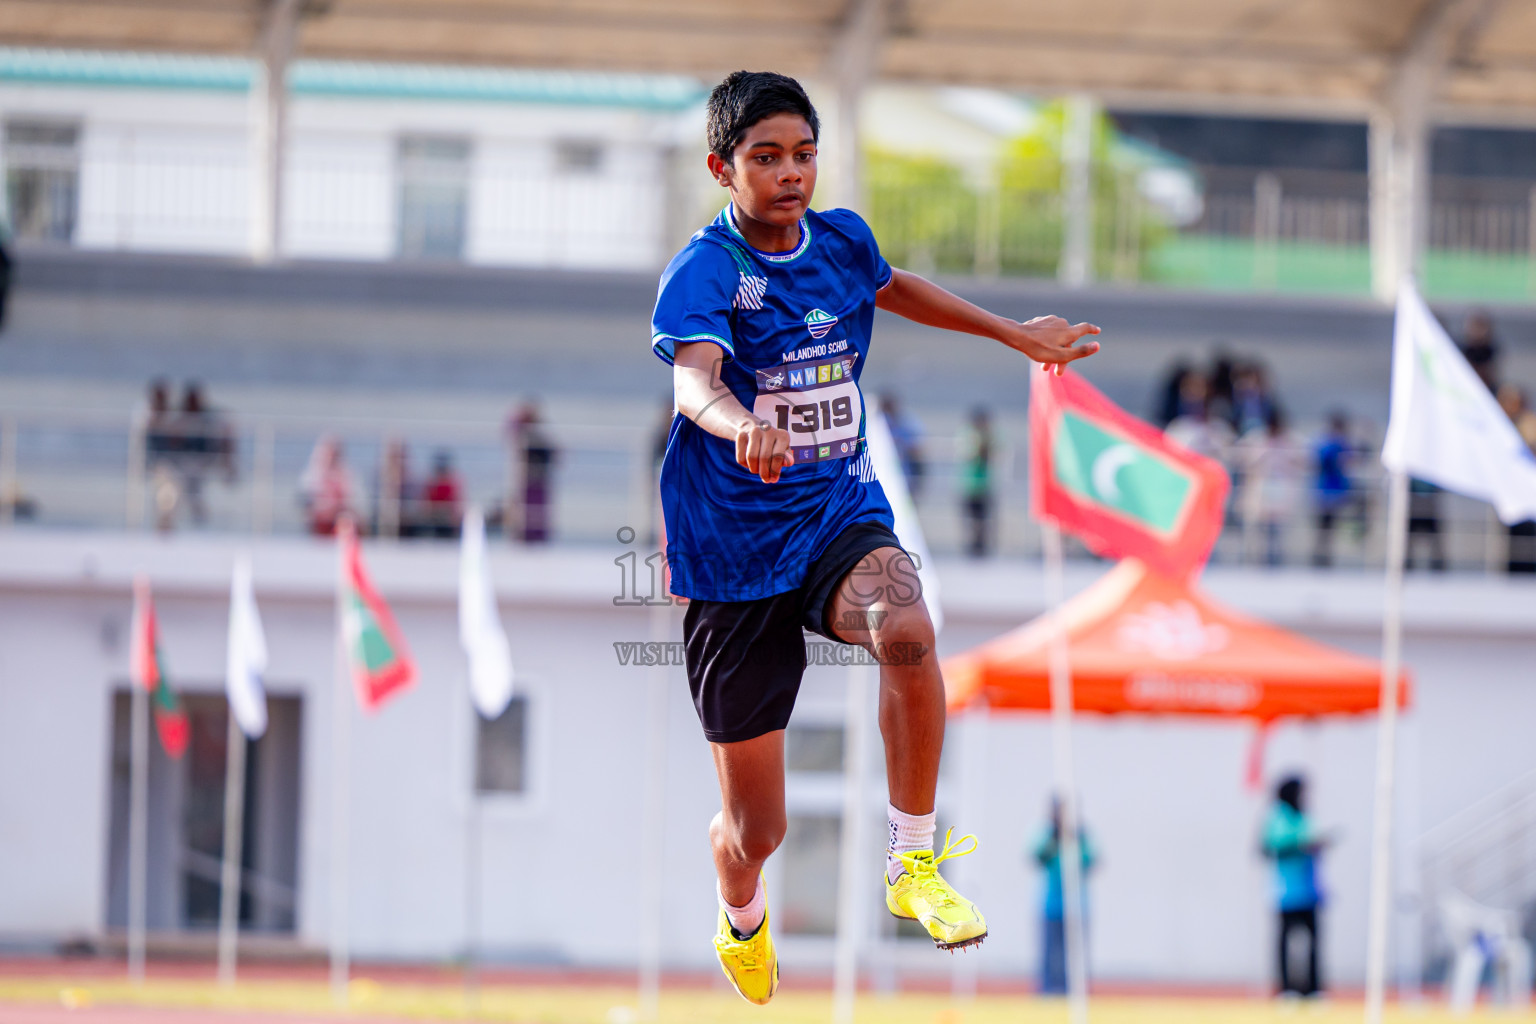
[1311,412,1358,568]
[0,235,14,333]
[300,435,359,536]
[509,402,558,544]
[1262,775,1332,998]
[1154,360,1195,428]
[1032,795,1095,996]
[422,450,464,539]
[1236,407,1302,566]
[145,379,181,532]
[1207,351,1237,428]
[1460,311,1500,391]
[375,437,417,538]
[1407,478,1446,572]
[880,393,926,500]
[1230,363,1277,437]
[173,381,235,528]
[148,380,234,532]
[959,407,994,558]
[1165,373,1234,463]
[1497,384,1536,573]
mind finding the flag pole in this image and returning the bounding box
[463,773,482,1013]
[216,710,248,986]
[950,709,988,1005]
[1042,521,1089,1024]
[832,658,874,1024]
[637,599,671,1021]
[330,531,351,1007]
[1364,468,1410,1024]
[127,679,149,985]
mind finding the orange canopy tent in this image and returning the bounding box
[944,560,1410,722]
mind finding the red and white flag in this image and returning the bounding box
[1030,368,1229,580]
[130,576,189,758]
[338,518,417,712]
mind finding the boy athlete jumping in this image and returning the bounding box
[652,71,1101,1004]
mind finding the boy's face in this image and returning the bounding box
[707,112,817,228]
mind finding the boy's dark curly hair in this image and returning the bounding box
[705,71,820,162]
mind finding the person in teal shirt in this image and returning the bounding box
[1032,796,1095,995]
[1263,775,1331,996]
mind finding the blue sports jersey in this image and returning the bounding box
[652,205,896,602]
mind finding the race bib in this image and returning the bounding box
[753,353,863,464]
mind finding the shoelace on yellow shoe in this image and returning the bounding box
[895,828,979,906]
[715,929,764,971]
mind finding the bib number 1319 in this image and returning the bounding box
[776,395,854,433]
[753,352,863,464]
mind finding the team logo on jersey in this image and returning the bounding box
[803,309,838,339]
[763,371,785,390]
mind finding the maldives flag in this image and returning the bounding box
[1030,367,1229,580]
[338,517,417,712]
[130,576,189,759]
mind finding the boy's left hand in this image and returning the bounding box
[1001,315,1102,375]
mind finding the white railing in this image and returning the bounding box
[1420,771,1536,981]
[0,405,1527,570]
[1,406,652,546]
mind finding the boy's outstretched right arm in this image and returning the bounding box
[876,268,1100,375]
[673,341,796,484]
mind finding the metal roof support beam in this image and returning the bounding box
[829,17,887,1016]
[1368,0,1494,303]
[1368,108,1423,304]
[249,0,302,264]
[1058,93,1098,288]
[825,0,884,213]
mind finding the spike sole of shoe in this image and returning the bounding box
[885,898,988,951]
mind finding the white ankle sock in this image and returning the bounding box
[719,876,766,938]
[886,802,937,884]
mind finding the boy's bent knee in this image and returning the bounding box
[716,815,786,865]
[871,604,935,664]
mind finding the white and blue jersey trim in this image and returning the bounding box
[725,205,812,263]
[735,272,768,310]
[651,331,734,366]
[847,447,877,482]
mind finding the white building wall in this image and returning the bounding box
[0,530,1532,988]
[0,81,683,269]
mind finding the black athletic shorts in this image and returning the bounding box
[682,519,904,744]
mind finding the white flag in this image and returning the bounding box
[1382,278,1536,524]
[225,556,268,739]
[866,409,943,634]
[459,505,514,719]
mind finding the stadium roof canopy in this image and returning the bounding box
[2,0,1534,125]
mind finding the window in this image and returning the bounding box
[554,139,604,175]
[474,696,529,794]
[104,689,302,933]
[785,724,844,773]
[778,813,841,935]
[5,121,79,243]
[396,135,470,260]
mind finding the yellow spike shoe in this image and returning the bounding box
[713,880,779,1005]
[885,828,988,951]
